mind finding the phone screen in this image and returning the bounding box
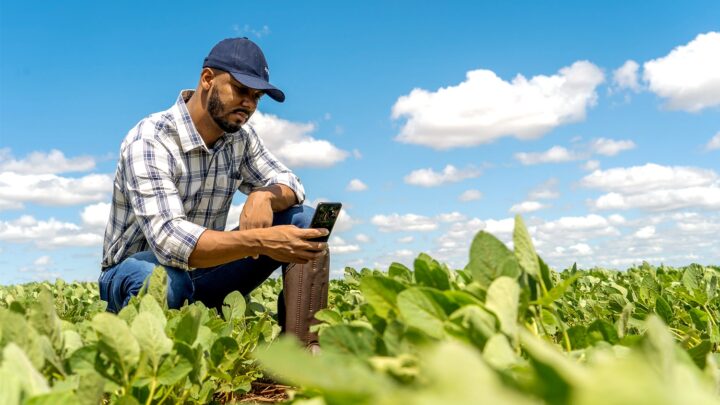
[309,202,342,242]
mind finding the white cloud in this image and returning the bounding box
[346,179,368,191]
[707,132,720,151]
[355,233,370,243]
[329,236,360,254]
[397,236,414,243]
[509,201,547,214]
[634,226,656,239]
[613,60,641,92]
[515,146,580,165]
[643,32,720,112]
[0,148,96,174]
[0,215,103,249]
[0,172,112,209]
[33,255,52,266]
[371,213,438,232]
[392,61,604,149]
[437,212,467,223]
[458,189,483,202]
[569,243,593,256]
[583,160,601,171]
[581,164,717,194]
[394,249,414,258]
[404,165,481,187]
[334,209,360,232]
[590,138,636,156]
[81,202,111,231]
[529,178,559,200]
[516,138,635,166]
[582,163,720,212]
[245,111,348,168]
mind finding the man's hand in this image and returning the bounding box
[240,191,274,231]
[256,225,329,264]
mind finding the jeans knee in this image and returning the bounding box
[273,205,315,229]
[291,205,315,229]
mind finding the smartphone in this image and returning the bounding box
[309,202,342,242]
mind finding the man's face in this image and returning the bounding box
[207,70,264,133]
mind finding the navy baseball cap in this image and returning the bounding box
[203,37,285,102]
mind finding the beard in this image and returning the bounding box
[208,87,245,133]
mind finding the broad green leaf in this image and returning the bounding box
[156,353,193,386]
[25,391,76,405]
[388,262,412,283]
[359,276,407,318]
[222,290,246,322]
[539,257,555,290]
[654,296,673,325]
[319,324,377,358]
[588,319,619,345]
[175,306,202,345]
[314,309,344,325]
[91,313,140,377]
[145,266,168,309]
[513,215,540,278]
[467,231,520,287]
[28,287,62,349]
[131,312,173,370]
[682,264,704,293]
[0,343,49,397]
[688,340,712,369]
[139,294,167,326]
[254,337,393,402]
[568,325,589,350]
[397,288,448,339]
[390,341,535,405]
[531,273,581,306]
[482,334,518,370]
[485,277,519,339]
[446,305,498,349]
[414,254,451,291]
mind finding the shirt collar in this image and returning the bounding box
[171,90,209,153]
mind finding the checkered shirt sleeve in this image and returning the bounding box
[122,138,206,269]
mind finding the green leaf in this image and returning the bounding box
[156,353,193,386]
[131,312,173,370]
[222,290,246,322]
[92,313,140,377]
[485,277,520,339]
[254,337,392,402]
[175,306,202,345]
[388,262,412,283]
[145,266,169,309]
[568,325,589,350]
[0,343,49,397]
[359,276,407,318]
[467,231,520,287]
[588,319,619,345]
[397,288,448,339]
[513,215,540,278]
[319,324,377,358]
[539,257,555,291]
[531,273,581,306]
[482,334,518,370]
[446,305,498,349]
[314,309,344,325]
[654,296,673,325]
[414,254,451,291]
[688,340,712,369]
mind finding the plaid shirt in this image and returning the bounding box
[101,90,305,271]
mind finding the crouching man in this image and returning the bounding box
[98,37,329,352]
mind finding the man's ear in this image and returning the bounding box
[200,67,215,91]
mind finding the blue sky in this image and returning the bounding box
[1,1,719,284]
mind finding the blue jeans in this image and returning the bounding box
[98,205,314,313]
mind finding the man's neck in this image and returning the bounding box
[185,90,224,148]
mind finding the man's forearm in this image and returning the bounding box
[188,229,261,268]
[252,184,298,212]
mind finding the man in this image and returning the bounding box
[98,37,330,351]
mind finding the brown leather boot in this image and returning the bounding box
[279,252,329,354]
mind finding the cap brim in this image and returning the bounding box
[228,71,285,102]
